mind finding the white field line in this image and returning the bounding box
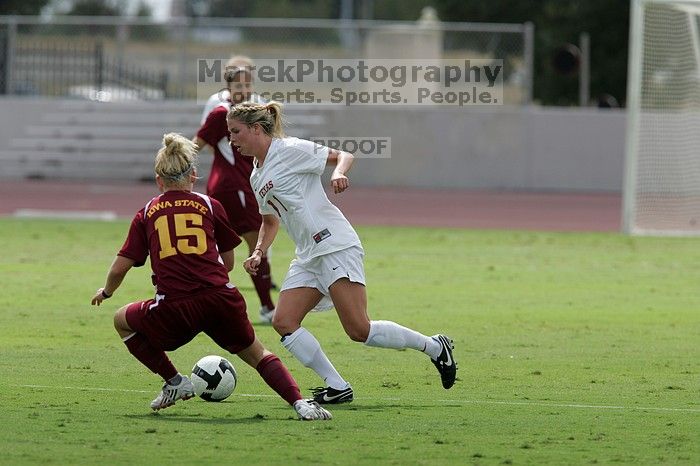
[13,384,699,414]
[13,209,118,221]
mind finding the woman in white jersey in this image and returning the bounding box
[227,101,457,404]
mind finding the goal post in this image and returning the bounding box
[623,0,700,235]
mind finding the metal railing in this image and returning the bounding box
[3,38,167,100]
[0,15,533,103]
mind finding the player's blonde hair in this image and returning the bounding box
[154,133,198,184]
[227,101,285,138]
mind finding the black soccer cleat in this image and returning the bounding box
[310,386,354,404]
[431,335,457,389]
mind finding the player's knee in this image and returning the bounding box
[345,323,369,343]
[237,339,267,368]
[271,311,295,336]
[113,306,130,332]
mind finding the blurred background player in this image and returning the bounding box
[194,57,276,324]
[228,102,457,404]
[200,55,266,125]
[90,133,331,421]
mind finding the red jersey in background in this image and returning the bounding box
[196,103,253,196]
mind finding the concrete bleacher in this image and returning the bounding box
[0,99,330,181]
[0,98,627,191]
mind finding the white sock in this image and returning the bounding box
[281,327,349,390]
[365,320,442,359]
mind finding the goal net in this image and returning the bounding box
[624,0,700,234]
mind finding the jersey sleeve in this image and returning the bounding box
[197,106,228,148]
[284,139,328,175]
[201,92,227,124]
[258,200,275,216]
[211,198,243,252]
[117,210,149,267]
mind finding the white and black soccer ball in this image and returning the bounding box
[191,355,237,402]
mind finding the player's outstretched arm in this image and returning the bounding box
[91,256,135,306]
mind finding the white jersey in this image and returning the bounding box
[201,91,267,124]
[250,137,361,263]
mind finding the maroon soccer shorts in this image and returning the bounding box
[125,286,255,353]
[211,189,262,235]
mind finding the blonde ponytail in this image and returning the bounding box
[227,101,285,138]
[154,132,198,184]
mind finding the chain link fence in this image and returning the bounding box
[0,15,533,104]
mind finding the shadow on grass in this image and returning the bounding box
[121,401,453,425]
[335,402,457,411]
[122,413,273,425]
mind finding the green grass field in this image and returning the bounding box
[0,218,698,465]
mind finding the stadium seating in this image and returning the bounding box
[0,99,329,181]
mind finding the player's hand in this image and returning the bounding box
[244,254,262,275]
[91,288,110,306]
[331,171,349,194]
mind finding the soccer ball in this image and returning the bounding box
[191,355,237,402]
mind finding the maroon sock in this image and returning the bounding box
[123,333,178,381]
[251,256,275,309]
[256,354,302,405]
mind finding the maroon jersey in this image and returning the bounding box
[196,103,254,197]
[118,190,242,298]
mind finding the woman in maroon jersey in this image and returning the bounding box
[90,133,330,421]
[194,64,276,324]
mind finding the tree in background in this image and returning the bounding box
[184,0,629,107]
[184,0,334,19]
[60,0,154,37]
[134,1,152,17]
[248,0,335,18]
[0,0,52,15]
[369,0,438,21]
[28,0,629,106]
[65,0,121,16]
[433,0,630,106]
[205,0,251,18]
[46,0,150,16]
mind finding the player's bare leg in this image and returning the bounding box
[272,287,322,336]
[274,287,353,403]
[236,337,331,420]
[113,305,134,339]
[330,278,457,389]
[113,306,194,410]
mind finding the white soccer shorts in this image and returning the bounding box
[280,245,366,311]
